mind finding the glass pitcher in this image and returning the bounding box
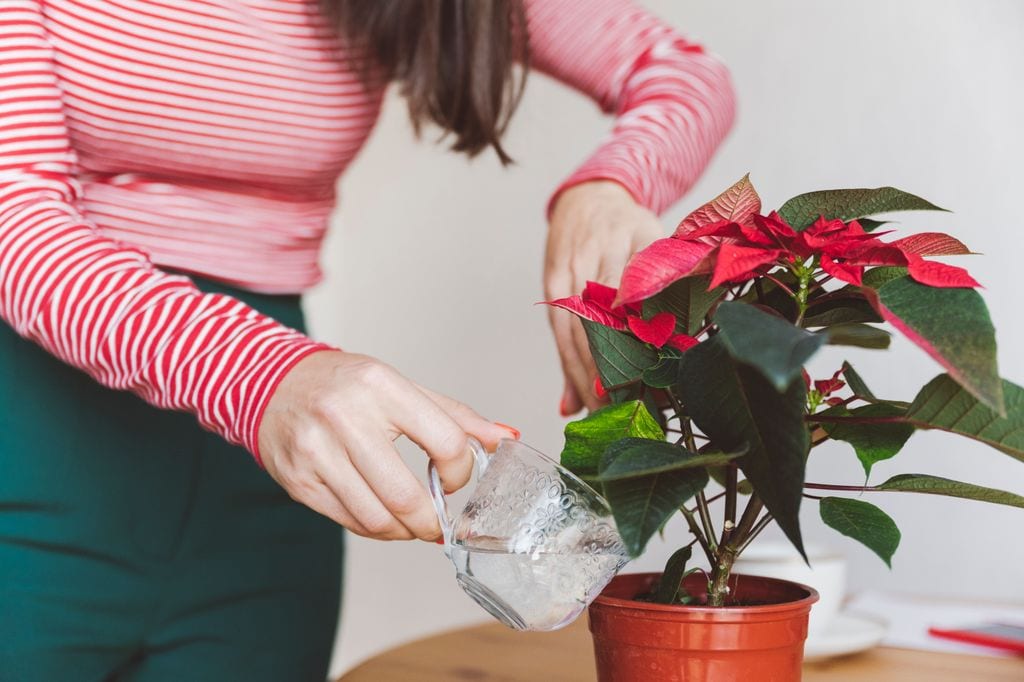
[429,438,629,631]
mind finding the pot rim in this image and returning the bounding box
[593,571,819,615]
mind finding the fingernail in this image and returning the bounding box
[559,388,572,417]
[593,376,608,398]
[494,422,520,440]
[435,538,445,545]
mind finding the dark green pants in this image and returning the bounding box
[0,279,343,682]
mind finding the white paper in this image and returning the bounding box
[846,590,1024,658]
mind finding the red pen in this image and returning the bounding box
[928,623,1024,654]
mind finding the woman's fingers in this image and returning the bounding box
[567,313,604,411]
[304,481,371,537]
[288,422,412,539]
[385,380,476,494]
[417,384,513,450]
[315,444,416,541]
[561,377,583,418]
[548,306,590,416]
[341,431,441,541]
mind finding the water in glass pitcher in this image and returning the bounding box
[450,535,623,631]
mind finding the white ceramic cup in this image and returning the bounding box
[733,542,846,635]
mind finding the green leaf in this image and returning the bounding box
[871,276,1003,413]
[708,466,755,495]
[823,323,891,349]
[583,320,659,402]
[802,298,883,327]
[841,361,876,400]
[596,438,744,481]
[651,546,692,604]
[877,474,1024,509]
[599,446,710,557]
[715,301,827,391]
[819,497,901,567]
[561,401,664,476]
[778,187,947,231]
[857,218,890,232]
[676,336,809,558]
[903,375,1024,463]
[819,403,915,477]
[740,273,799,319]
[861,266,908,289]
[642,349,685,388]
[643,275,723,335]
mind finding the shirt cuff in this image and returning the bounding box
[546,159,651,221]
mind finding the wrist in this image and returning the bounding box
[251,343,338,467]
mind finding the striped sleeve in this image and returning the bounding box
[0,1,331,462]
[526,0,737,215]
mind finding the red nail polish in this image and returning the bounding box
[559,394,571,417]
[494,422,520,440]
[435,538,445,545]
[593,376,608,398]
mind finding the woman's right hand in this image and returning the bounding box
[257,350,515,541]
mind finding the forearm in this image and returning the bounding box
[527,0,737,216]
[0,192,330,456]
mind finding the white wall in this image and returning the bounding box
[308,0,1024,675]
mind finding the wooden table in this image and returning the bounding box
[339,618,1022,681]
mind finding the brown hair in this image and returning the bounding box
[329,0,529,165]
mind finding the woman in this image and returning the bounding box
[0,0,734,679]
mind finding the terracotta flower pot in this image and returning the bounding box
[588,572,819,682]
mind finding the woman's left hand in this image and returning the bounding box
[545,180,665,417]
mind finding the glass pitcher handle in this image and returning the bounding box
[428,436,490,556]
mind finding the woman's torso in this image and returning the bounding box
[42,0,384,291]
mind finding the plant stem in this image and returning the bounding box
[804,482,878,492]
[707,544,737,607]
[720,464,738,546]
[708,494,763,606]
[724,464,738,526]
[679,505,715,565]
[666,388,687,423]
[794,267,813,326]
[763,273,795,297]
[807,414,906,425]
[695,491,717,552]
[687,490,726,513]
[732,494,765,547]
[736,513,774,555]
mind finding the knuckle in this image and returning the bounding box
[309,393,338,421]
[290,434,321,461]
[362,513,398,537]
[349,358,395,389]
[432,430,470,463]
[386,486,426,517]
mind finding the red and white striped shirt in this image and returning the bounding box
[0,0,735,459]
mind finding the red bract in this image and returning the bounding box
[814,370,846,397]
[621,206,980,298]
[615,238,715,306]
[628,313,677,348]
[667,333,700,352]
[710,243,785,288]
[544,280,637,331]
[544,282,697,351]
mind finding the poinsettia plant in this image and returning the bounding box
[546,175,1024,607]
